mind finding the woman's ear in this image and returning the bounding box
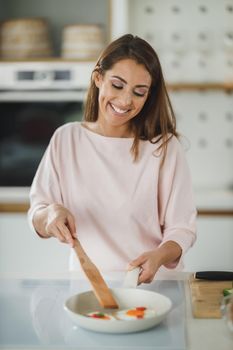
[93,70,102,88]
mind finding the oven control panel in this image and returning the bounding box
[0,61,94,90]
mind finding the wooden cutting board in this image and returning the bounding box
[189,275,232,318]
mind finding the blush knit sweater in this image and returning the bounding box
[28,122,197,273]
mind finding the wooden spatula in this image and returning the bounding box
[73,238,119,309]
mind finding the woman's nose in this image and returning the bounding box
[119,91,132,107]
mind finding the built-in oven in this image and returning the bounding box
[0,60,94,198]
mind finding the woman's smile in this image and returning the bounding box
[109,102,131,116]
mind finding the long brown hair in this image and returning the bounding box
[84,34,178,162]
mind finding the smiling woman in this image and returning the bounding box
[90,58,151,138]
[28,34,197,284]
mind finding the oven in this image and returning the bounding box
[0,60,94,197]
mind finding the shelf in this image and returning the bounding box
[0,58,97,63]
[198,209,233,217]
[0,90,87,102]
[166,83,233,92]
[0,202,29,213]
[1,202,233,215]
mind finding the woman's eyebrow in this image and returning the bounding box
[111,75,150,89]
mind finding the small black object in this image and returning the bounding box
[195,271,233,281]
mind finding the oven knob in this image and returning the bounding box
[34,71,54,81]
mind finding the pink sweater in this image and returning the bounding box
[28,122,197,273]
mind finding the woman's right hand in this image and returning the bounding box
[33,203,76,247]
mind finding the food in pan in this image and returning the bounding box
[85,306,156,320]
[115,306,156,320]
[86,311,116,320]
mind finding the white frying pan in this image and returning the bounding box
[64,268,172,334]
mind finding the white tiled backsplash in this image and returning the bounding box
[170,91,233,190]
[129,0,233,83]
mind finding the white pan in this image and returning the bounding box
[64,268,172,334]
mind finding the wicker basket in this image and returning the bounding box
[0,18,53,59]
[61,24,105,60]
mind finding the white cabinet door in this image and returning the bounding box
[0,213,70,276]
[184,216,233,271]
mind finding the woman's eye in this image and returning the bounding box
[134,91,146,97]
[112,83,123,90]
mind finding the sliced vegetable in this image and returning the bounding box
[223,288,233,297]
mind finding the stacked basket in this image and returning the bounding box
[0,18,53,59]
[61,24,105,60]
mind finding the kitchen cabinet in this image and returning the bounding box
[183,215,233,271]
[0,212,232,276]
[0,213,70,276]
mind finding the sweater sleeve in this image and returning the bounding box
[27,127,63,234]
[158,136,197,269]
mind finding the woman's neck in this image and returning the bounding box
[83,121,134,138]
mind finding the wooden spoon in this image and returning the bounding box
[73,238,119,309]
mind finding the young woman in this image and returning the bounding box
[28,34,196,284]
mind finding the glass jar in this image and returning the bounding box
[221,293,233,333]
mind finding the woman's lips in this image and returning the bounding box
[109,102,130,115]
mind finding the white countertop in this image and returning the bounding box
[0,187,30,203]
[0,271,232,350]
[194,188,233,210]
[1,186,233,211]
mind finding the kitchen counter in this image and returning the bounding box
[0,271,232,350]
[1,187,233,214]
[194,188,233,212]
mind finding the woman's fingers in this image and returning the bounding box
[45,219,74,246]
[138,268,154,284]
[57,222,75,246]
[46,224,65,243]
[66,214,76,239]
[128,254,147,270]
[128,251,160,284]
[45,204,77,246]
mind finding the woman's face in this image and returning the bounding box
[94,58,152,136]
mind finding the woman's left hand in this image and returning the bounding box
[128,241,182,284]
[128,250,161,284]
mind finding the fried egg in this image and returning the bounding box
[85,306,156,321]
[115,307,156,320]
